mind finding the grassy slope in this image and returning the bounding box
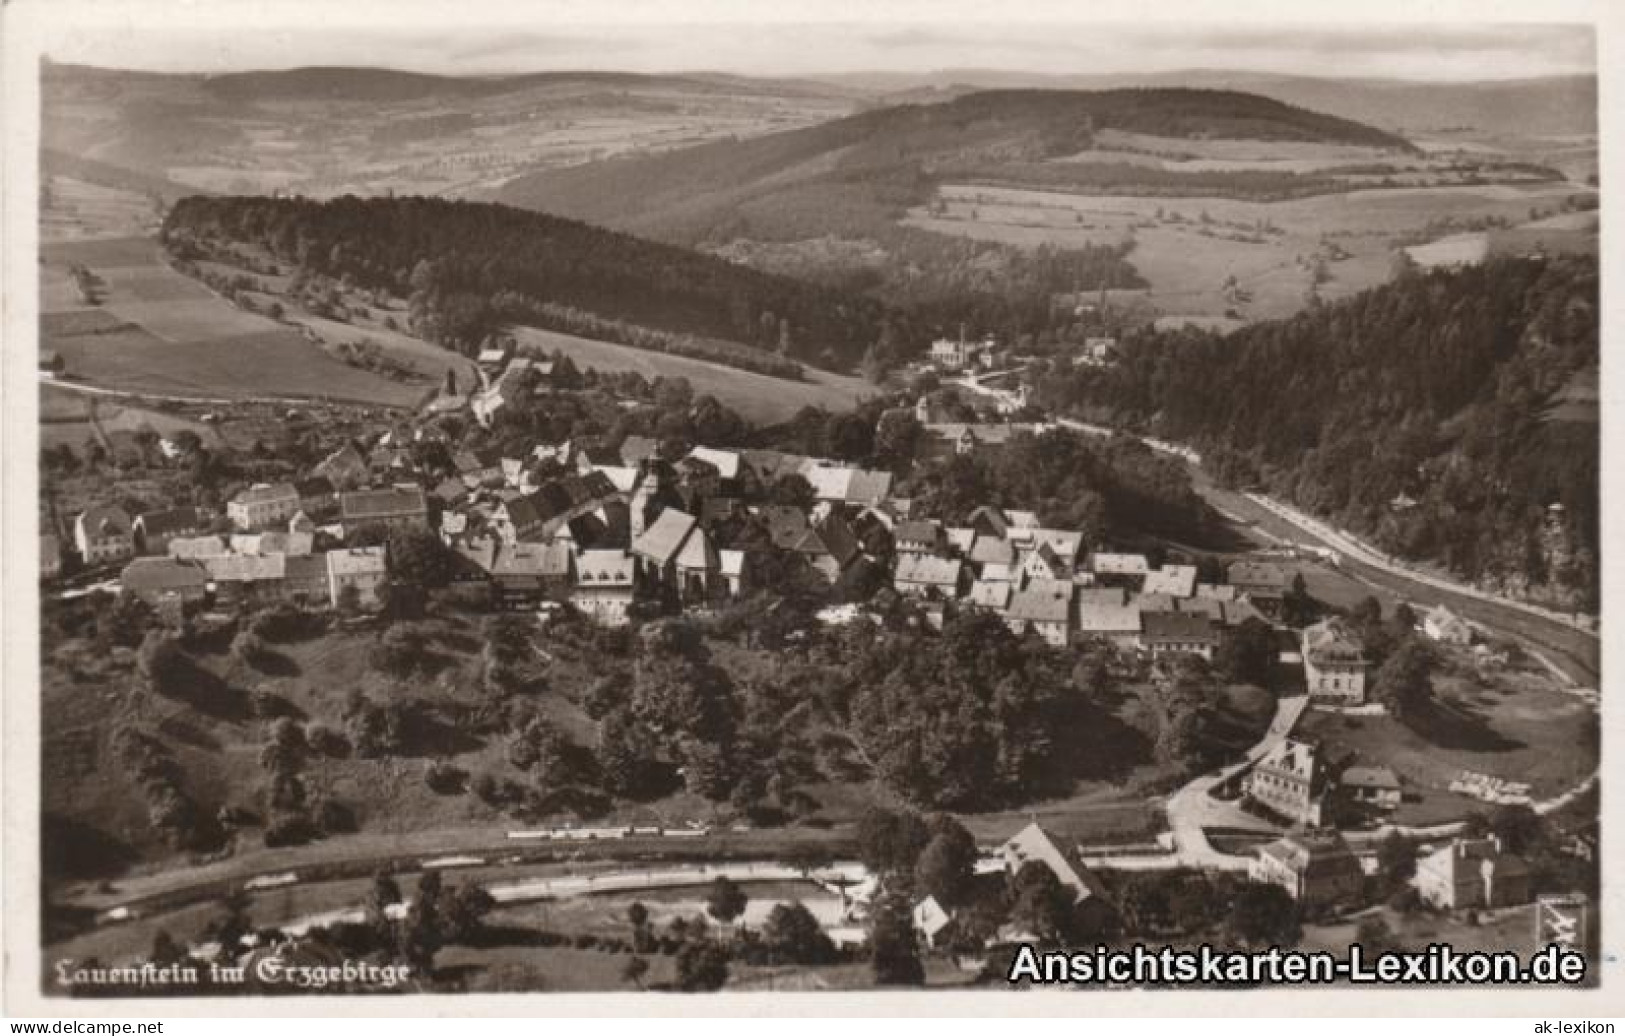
[38,237,429,407]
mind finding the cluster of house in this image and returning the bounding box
[74,482,399,617]
[1246,825,1530,916]
[888,520,1285,658]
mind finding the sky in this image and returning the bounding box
[24,1,1600,81]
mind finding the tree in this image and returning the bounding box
[760,901,837,965]
[621,955,650,990]
[856,806,931,877]
[913,818,979,907]
[387,528,452,588]
[364,871,403,943]
[674,940,730,992]
[399,870,445,971]
[1280,574,1317,628]
[1007,862,1076,946]
[1376,833,1417,893]
[137,632,191,695]
[706,875,749,927]
[1226,883,1300,947]
[149,929,188,967]
[1216,617,1276,687]
[869,888,924,986]
[1373,638,1434,721]
[1489,804,1546,856]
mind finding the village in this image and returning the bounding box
[37,319,1599,991]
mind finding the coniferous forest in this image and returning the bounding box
[1031,257,1599,608]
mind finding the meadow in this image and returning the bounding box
[509,325,876,425]
[905,180,1594,326]
[38,237,430,407]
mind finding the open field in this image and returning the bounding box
[906,180,1594,325]
[38,237,428,407]
[509,326,876,425]
[40,175,163,242]
[1299,661,1596,827]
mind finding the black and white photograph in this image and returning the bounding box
[2,0,1614,1017]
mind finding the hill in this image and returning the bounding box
[823,71,1597,138]
[497,87,1416,242]
[40,61,859,203]
[1031,256,1599,609]
[161,194,891,373]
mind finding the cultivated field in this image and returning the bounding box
[38,237,429,407]
[906,180,1595,325]
[509,326,876,425]
[40,175,163,243]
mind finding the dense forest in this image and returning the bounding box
[1031,257,1599,609]
[161,195,891,373]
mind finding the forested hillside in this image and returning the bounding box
[161,195,890,374]
[498,87,1414,242]
[1031,257,1599,609]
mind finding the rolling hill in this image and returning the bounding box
[496,87,1417,244]
[161,194,892,373]
[825,71,1598,139]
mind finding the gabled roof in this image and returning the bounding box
[1341,765,1400,791]
[169,535,229,559]
[674,525,719,572]
[340,486,426,522]
[1007,581,1073,624]
[969,535,1016,568]
[121,557,209,593]
[233,483,298,506]
[682,447,741,480]
[998,823,1102,903]
[1077,598,1141,634]
[894,553,962,588]
[967,579,1012,610]
[1143,564,1198,598]
[632,508,699,567]
[1258,831,1363,881]
[492,541,573,579]
[1303,619,1368,665]
[135,507,204,537]
[1256,736,1320,782]
[452,540,497,574]
[1195,582,1238,602]
[1027,528,1083,562]
[1228,560,1292,592]
[895,519,942,545]
[325,546,386,577]
[1092,552,1149,576]
[945,527,977,555]
[1141,610,1219,644]
[204,553,287,582]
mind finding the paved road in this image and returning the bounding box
[1080,696,1308,873]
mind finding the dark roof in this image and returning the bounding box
[135,507,204,537]
[1141,610,1219,643]
[895,519,941,544]
[1228,560,1291,592]
[293,476,334,499]
[121,557,208,593]
[760,505,810,551]
[340,486,427,522]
